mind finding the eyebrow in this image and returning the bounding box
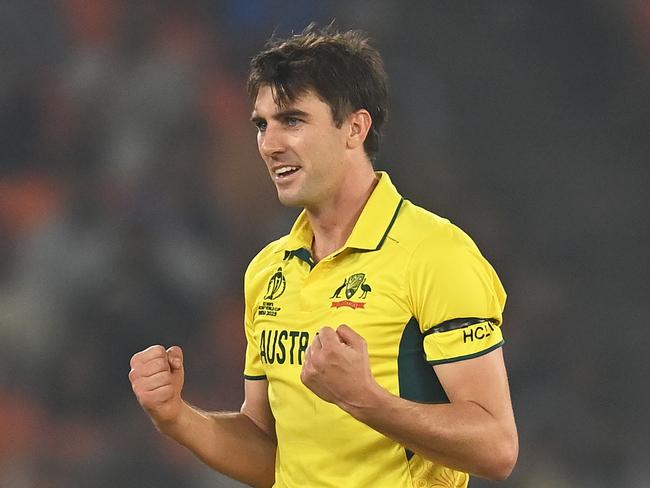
[250,108,310,124]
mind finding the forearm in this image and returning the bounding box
[341,389,517,480]
[160,401,276,488]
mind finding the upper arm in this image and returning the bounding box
[241,379,276,441]
[434,347,516,430]
[407,228,507,366]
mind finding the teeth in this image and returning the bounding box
[275,166,299,176]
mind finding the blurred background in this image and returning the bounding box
[1,1,648,487]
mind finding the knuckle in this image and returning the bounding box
[151,346,166,359]
[309,353,321,368]
[145,345,166,359]
[131,345,165,367]
[300,370,309,384]
[130,352,142,368]
[134,377,146,390]
[132,383,145,398]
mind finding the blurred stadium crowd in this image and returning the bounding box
[0,1,648,487]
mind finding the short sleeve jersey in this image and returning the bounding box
[243,172,507,488]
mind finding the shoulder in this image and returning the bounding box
[393,200,501,295]
[395,201,507,324]
[392,199,479,258]
[245,234,291,282]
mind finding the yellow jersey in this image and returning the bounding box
[243,172,506,487]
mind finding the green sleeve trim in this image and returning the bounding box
[427,340,505,366]
[423,317,490,336]
[243,374,267,380]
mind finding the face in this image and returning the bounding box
[251,85,349,209]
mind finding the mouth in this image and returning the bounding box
[273,165,301,181]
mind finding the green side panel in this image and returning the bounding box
[398,317,450,405]
[398,317,450,461]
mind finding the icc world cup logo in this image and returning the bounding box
[264,267,286,300]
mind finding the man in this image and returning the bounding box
[129,26,518,487]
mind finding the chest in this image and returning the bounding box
[250,250,412,378]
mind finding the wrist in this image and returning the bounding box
[155,400,193,438]
[338,381,393,421]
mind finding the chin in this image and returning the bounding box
[276,190,305,208]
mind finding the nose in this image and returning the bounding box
[259,123,285,158]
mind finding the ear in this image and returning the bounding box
[345,109,372,151]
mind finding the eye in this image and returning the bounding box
[255,120,267,132]
[286,117,301,127]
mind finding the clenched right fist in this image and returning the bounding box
[129,345,185,430]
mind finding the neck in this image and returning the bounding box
[307,166,379,263]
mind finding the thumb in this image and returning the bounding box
[166,345,184,371]
[336,324,365,349]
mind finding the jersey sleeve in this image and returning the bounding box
[406,224,507,365]
[243,261,266,379]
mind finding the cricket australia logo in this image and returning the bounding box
[330,272,372,309]
[259,267,286,317]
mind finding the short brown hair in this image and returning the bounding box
[247,24,388,161]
